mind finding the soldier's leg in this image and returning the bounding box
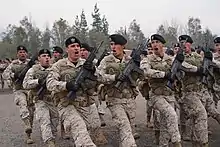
[185,92,208,146]
[153,97,181,146]
[48,103,59,137]
[59,104,96,147]
[153,109,160,145]
[1,74,4,89]
[14,91,34,144]
[76,103,107,145]
[124,98,140,139]
[35,101,55,146]
[146,100,154,128]
[108,104,137,147]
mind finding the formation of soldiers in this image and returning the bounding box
[2,33,220,147]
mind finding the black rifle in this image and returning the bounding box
[96,49,109,67]
[201,49,216,86]
[114,40,147,90]
[166,42,186,91]
[36,74,48,100]
[67,41,104,99]
[15,55,38,85]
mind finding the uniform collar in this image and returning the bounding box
[66,58,85,68]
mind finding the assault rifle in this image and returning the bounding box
[67,41,104,99]
[201,49,216,86]
[96,49,109,67]
[14,55,38,85]
[114,40,147,90]
[166,42,186,91]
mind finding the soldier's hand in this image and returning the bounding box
[83,61,95,72]
[164,70,171,79]
[14,72,20,80]
[38,78,45,86]
[116,74,127,81]
[204,51,213,60]
[66,80,77,92]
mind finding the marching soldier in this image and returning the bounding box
[51,46,63,63]
[96,34,139,147]
[46,36,104,146]
[178,35,209,146]
[23,49,58,147]
[2,45,35,144]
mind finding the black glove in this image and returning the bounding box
[66,80,77,92]
[14,72,20,80]
[83,61,95,72]
[38,78,46,86]
[164,70,171,79]
[175,53,184,62]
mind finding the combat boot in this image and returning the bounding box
[173,142,182,147]
[201,142,209,147]
[93,128,108,145]
[131,125,140,139]
[154,130,160,145]
[46,139,56,147]
[25,132,34,144]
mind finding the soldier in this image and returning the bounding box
[178,35,208,146]
[51,46,63,63]
[96,34,139,147]
[2,45,35,144]
[147,43,153,55]
[23,49,58,147]
[212,37,220,107]
[140,34,184,147]
[80,43,107,127]
[0,59,7,89]
[173,43,180,55]
[46,36,102,147]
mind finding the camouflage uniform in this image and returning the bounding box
[212,53,220,107]
[46,58,99,147]
[96,54,138,147]
[2,59,34,144]
[0,63,7,89]
[180,52,208,145]
[23,64,59,144]
[140,54,181,146]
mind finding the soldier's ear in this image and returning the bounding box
[37,56,40,61]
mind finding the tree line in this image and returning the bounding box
[0,3,217,58]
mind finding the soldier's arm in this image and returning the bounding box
[46,63,67,93]
[140,57,165,78]
[2,63,14,81]
[95,59,116,83]
[181,61,198,72]
[23,68,39,89]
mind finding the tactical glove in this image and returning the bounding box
[164,70,171,79]
[83,61,95,72]
[116,74,127,81]
[66,80,77,92]
[38,78,46,86]
[204,51,213,60]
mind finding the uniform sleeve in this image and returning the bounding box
[46,63,67,92]
[2,63,14,81]
[95,58,115,84]
[23,68,39,90]
[140,57,165,78]
[181,61,198,72]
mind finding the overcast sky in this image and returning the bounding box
[0,0,219,36]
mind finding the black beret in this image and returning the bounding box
[214,37,220,44]
[65,36,81,47]
[174,43,180,48]
[17,45,27,52]
[179,35,193,44]
[151,34,166,44]
[109,34,127,45]
[52,46,63,54]
[81,43,92,52]
[38,49,51,57]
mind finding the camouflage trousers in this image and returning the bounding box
[35,100,59,142]
[57,103,96,147]
[180,91,208,144]
[107,97,137,147]
[149,95,180,146]
[14,90,34,120]
[94,94,106,115]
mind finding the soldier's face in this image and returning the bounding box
[53,51,62,59]
[67,43,81,61]
[151,40,164,55]
[38,54,51,67]
[148,47,153,55]
[17,50,28,61]
[80,48,89,59]
[214,43,220,54]
[181,41,191,53]
[110,42,124,58]
[174,47,180,55]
